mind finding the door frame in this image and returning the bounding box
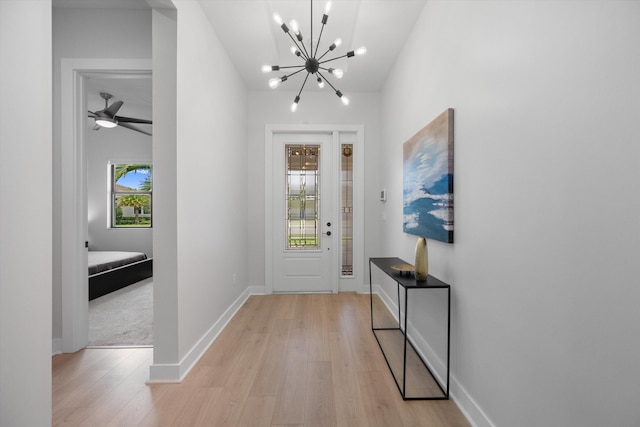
[60,58,152,352]
[264,124,364,294]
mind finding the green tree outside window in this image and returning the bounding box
[111,163,152,228]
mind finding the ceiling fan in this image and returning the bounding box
[88,92,152,136]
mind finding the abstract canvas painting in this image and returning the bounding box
[403,108,454,243]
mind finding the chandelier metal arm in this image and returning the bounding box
[318,54,349,65]
[314,23,327,59]
[316,70,339,93]
[291,72,312,112]
[283,67,308,80]
[289,28,311,59]
[297,72,311,98]
[310,0,314,58]
[300,42,311,60]
[316,70,328,85]
[316,45,334,62]
[276,65,308,70]
[287,32,309,60]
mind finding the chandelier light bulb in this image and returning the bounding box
[269,78,282,89]
[290,19,299,34]
[336,90,349,106]
[355,46,367,56]
[322,1,331,23]
[329,68,344,79]
[273,13,283,26]
[262,65,272,73]
[317,77,325,89]
[290,46,301,57]
[291,96,300,112]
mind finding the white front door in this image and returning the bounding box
[271,132,337,293]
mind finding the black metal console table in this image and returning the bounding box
[369,257,450,400]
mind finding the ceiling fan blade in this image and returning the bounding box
[115,115,152,125]
[104,100,124,118]
[88,110,98,118]
[93,124,101,131]
[118,122,152,136]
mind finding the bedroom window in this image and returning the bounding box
[110,163,152,228]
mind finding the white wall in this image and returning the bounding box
[52,7,152,343]
[150,4,180,374]
[380,1,640,426]
[247,91,382,290]
[173,0,249,362]
[53,0,250,383]
[0,1,52,424]
[86,112,153,256]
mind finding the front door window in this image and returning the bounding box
[285,144,320,250]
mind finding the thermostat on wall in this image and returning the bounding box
[380,189,387,202]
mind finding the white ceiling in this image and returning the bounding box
[86,74,152,119]
[55,0,427,105]
[199,0,427,92]
[53,0,149,9]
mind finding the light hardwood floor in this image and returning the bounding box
[53,293,470,426]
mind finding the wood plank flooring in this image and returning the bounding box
[53,293,470,426]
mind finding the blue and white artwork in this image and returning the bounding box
[403,109,454,243]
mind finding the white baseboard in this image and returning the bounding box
[247,285,266,295]
[148,286,253,383]
[449,377,497,427]
[356,283,370,294]
[52,338,63,356]
[372,284,494,427]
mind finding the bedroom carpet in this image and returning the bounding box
[88,277,153,346]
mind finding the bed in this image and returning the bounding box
[88,251,153,300]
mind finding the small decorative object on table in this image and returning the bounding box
[390,263,415,277]
[414,237,429,281]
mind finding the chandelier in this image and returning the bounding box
[262,0,366,112]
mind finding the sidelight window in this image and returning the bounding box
[341,144,353,276]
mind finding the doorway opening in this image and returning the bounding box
[60,59,153,353]
[85,78,153,347]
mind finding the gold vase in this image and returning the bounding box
[414,237,428,281]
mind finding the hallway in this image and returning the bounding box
[53,293,468,426]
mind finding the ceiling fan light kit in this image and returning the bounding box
[262,0,366,112]
[95,117,118,128]
[88,92,152,136]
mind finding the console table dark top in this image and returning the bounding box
[370,257,450,289]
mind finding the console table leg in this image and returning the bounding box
[369,260,374,330]
[402,286,409,398]
[446,287,451,397]
[397,282,401,329]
